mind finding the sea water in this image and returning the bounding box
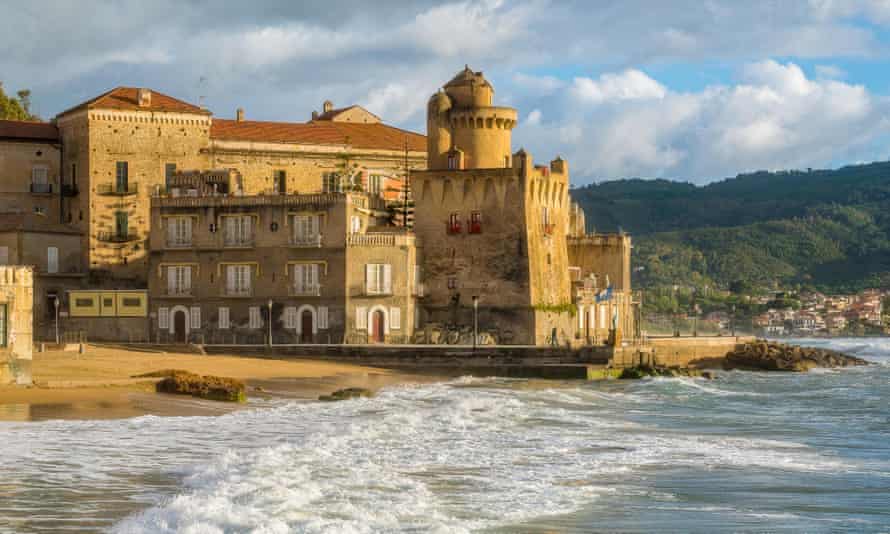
[1,338,889,533]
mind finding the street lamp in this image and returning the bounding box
[472,295,479,351]
[54,296,60,345]
[267,298,273,347]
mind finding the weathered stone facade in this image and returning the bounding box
[0,121,62,221]
[0,266,33,384]
[148,179,419,344]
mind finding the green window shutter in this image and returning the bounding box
[116,211,128,238]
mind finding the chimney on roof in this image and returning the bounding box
[236,108,245,122]
[311,111,318,120]
[323,100,333,113]
[137,88,151,108]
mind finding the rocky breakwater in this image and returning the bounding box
[725,341,870,372]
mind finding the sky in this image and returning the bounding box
[4,0,890,185]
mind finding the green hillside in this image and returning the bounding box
[570,161,890,293]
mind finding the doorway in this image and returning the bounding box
[173,310,187,343]
[300,310,314,343]
[371,309,385,343]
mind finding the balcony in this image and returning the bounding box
[223,236,254,248]
[446,221,462,235]
[97,230,139,243]
[290,284,321,296]
[224,287,253,297]
[166,288,193,298]
[61,183,79,196]
[289,234,323,247]
[30,183,53,194]
[166,239,193,249]
[97,182,138,196]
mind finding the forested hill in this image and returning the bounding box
[570,161,890,292]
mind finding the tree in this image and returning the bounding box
[0,82,39,121]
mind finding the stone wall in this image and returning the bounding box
[0,266,33,384]
[621,336,757,367]
[0,140,61,220]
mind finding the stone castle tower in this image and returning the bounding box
[413,67,574,345]
[426,66,518,170]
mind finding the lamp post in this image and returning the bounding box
[267,298,273,347]
[54,296,60,345]
[472,295,479,351]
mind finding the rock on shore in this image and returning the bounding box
[725,341,870,372]
[138,369,247,402]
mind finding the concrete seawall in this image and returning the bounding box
[626,336,756,368]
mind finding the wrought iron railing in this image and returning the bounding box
[97,182,138,195]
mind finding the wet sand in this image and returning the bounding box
[0,346,445,421]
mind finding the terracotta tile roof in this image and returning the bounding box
[0,214,82,235]
[211,119,426,152]
[0,120,59,142]
[57,87,210,117]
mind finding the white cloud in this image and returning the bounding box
[525,109,542,125]
[515,60,884,183]
[570,70,667,104]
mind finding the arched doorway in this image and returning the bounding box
[371,309,385,343]
[300,310,314,343]
[173,309,187,343]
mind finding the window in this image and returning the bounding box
[284,306,297,329]
[224,215,253,246]
[504,155,510,168]
[274,170,287,194]
[293,263,320,295]
[368,174,383,195]
[249,306,262,329]
[218,307,230,329]
[115,211,129,239]
[469,212,482,234]
[47,247,58,274]
[31,166,48,186]
[447,277,458,290]
[167,217,192,247]
[318,306,329,330]
[365,264,392,295]
[0,246,8,264]
[350,215,362,234]
[226,264,252,295]
[167,265,191,295]
[390,307,401,330]
[115,161,129,193]
[165,163,176,188]
[158,307,169,329]
[34,206,46,215]
[291,214,321,245]
[356,306,368,330]
[122,297,140,308]
[448,212,461,234]
[190,307,201,329]
[447,154,457,169]
[323,172,342,193]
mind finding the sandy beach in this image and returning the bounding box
[0,345,444,421]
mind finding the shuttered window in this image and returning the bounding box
[218,307,230,329]
[318,306,329,330]
[167,217,192,246]
[284,306,297,329]
[224,215,253,246]
[356,306,367,330]
[390,307,401,330]
[292,263,320,295]
[291,214,321,245]
[226,265,251,295]
[190,307,201,329]
[249,306,262,329]
[365,264,391,295]
[578,305,585,329]
[158,307,169,329]
[167,265,191,295]
[47,247,58,274]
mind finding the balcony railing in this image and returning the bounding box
[166,239,193,249]
[166,287,193,297]
[97,230,139,243]
[289,234,323,247]
[61,183,79,196]
[224,287,253,297]
[290,284,321,296]
[97,182,138,196]
[30,183,53,194]
[223,236,254,248]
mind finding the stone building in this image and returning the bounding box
[49,87,425,283]
[411,67,633,346]
[148,172,419,344]
[0,120,65,220]
[0,266,33,384]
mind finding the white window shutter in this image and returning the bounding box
[158,307,169,329]
[319,306,328,329]
[183,266,191,292]
[284,306,296,329]
[383,264,392,294]
[356,306,367,329]
[310,264,319,289]
[219,307,229,329]
[190,306,201,329]
[184,217,192,241]
[578,305,585,329]
[365,265,373,294]
[47,247,58,273]
[168,266,177,295]
[167,219,176,243]
[390,307,401,330]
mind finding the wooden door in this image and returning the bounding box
[372,310,385,343]
[173,310,187,343]
[300,310,313,343]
